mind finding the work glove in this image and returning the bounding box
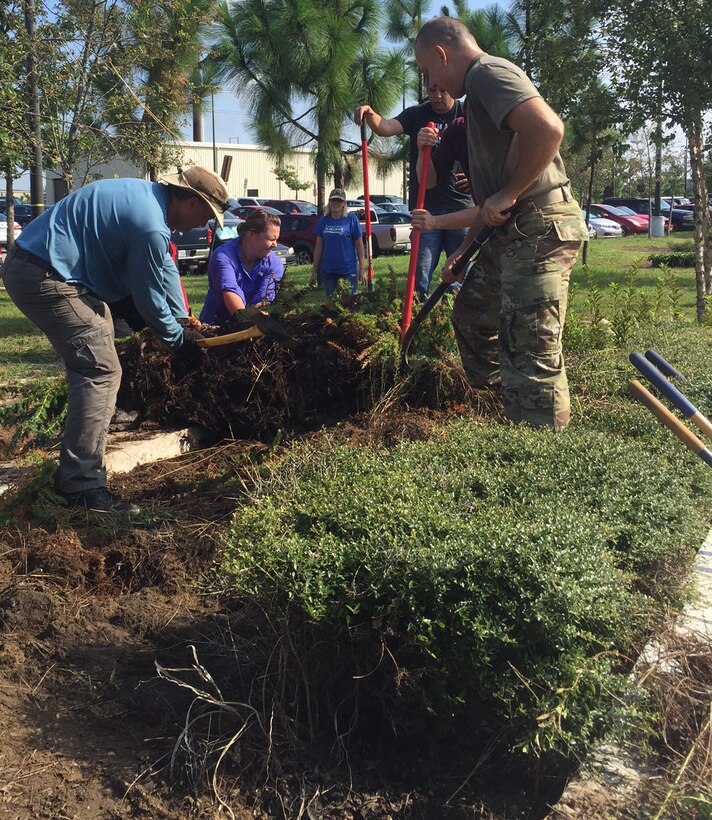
[181,328,206,347]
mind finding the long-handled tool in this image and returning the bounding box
[644,349,687,382]
[630,351,712,440]
[628,379,712,468]
[360,120,375,293]
[645,348,712,405]
[400,121,435,339]
[197,311,297,349]
[400,223,493,370]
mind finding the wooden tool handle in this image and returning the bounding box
[197,326,265,348]
[628,379,705,455]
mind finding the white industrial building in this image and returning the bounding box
[42,140,405,206]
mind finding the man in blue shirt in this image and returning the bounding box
[0,166,230,515]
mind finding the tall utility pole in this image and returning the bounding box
[24,0,44,216]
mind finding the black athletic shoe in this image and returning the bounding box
[60,486,140,516]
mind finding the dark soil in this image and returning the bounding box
[1,413,540,819]
[116,309,480,441]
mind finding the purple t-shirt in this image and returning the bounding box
[199,237,284,325]
[431,117,472,196]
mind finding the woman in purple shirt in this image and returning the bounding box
[200,210,284,325]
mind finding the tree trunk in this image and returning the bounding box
[688,120,710,322]
[192,102,203,142]
[582,152,596,265]
[5,167,14,247]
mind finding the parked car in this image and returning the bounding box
[602,197,676,230]
[582,210,623,239]
[171,221,213,272]
[661,196,691,207]
[234,197,271,207]
[262,199,318,215]
[0,216,22,246]
[590,204,649,235]
[276,212,319,265]
[359,210,412,256]
[375,201,410,213]
[229,204,283,219]
[358,194,405,205]
[676,203,712,219]
[0,203,34,227]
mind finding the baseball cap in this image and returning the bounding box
[159,166,230,227]
[328,188,346,201]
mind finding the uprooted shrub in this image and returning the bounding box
[211,421,711,775]
[115,306,482,440]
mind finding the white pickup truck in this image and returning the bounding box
[355,208,412,257]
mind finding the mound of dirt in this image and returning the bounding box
[116,309,483,441]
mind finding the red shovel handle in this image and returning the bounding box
[401,122,435,338]
[360,120,374,292]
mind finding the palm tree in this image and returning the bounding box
[209,0,402,210]
[384,0,429,101]
[440,0,515,59]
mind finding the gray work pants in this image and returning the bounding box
[1,245,121,493]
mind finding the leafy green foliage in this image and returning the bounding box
[0,379,68,454]
[220,417,711,759]
[649,252,695,268]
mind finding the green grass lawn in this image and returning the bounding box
[0,234,698,393]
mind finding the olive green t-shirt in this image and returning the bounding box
[464,54,570,206]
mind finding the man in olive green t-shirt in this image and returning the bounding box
[414,17,588,431]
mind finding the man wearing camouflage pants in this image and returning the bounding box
[415,17,588,430]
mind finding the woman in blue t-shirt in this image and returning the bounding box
[310,189,365,297]
[199,210,284,325]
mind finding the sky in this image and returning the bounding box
[188,0,499,147]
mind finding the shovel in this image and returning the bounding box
[400,223,493,370]
[197,310,298,349]
[360,120,375,293]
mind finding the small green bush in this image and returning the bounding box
[649,252,695,268]
[221,422,711,759]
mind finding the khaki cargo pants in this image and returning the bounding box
[1,245,121,493]
[452,200,587,430]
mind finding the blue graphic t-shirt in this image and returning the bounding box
[314,213,362,276]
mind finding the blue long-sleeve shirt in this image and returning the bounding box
[17,178,185,347]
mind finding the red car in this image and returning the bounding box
[276,212,319,264]
[262,199,318,215]
[590,204,649,235]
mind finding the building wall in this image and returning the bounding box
[43,140,406,205]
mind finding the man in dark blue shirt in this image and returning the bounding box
[355,84,474,299]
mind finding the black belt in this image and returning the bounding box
[11,246,64,279]
[12,246,54,269]
[512,185,574,215]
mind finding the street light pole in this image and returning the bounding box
[211,93,217,173]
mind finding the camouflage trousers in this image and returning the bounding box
[452,200,587,430]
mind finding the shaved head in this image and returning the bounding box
[415,16,478,51]
[414,16,481,99]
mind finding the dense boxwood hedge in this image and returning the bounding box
[221,415,712,758]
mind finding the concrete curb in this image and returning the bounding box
[551,526,712,817]
[0,426,210,497]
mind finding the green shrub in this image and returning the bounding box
[649,252,695,268]
[220,422,711,760]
